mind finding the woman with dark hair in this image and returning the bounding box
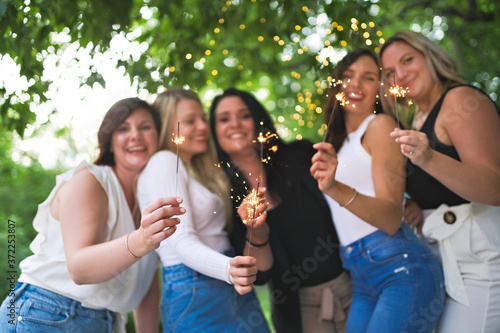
[209,88,351,333]
[311,49,444,332]
[0,98,184,332]
[380,30,500,332]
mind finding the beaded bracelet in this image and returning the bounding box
[245,237,270,248]
[125,232,142,259]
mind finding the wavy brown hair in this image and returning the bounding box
[378,30,466,126]
[94,98,161,166]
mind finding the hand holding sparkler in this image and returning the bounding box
[311,142,339,194]
[227,256,259,295]
[237,185,269,256]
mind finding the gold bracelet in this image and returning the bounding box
[125,232,142,259]
[341,189,357,208]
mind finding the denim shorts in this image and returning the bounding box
[161,249,270,333]
[340,224,445,333]
[0,283,116,333]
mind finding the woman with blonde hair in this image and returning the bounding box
[137,88,271,332]
[380,30,500,332]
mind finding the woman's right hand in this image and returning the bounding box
[404,198,424,234]
[132,197,185,257]
[311,142,339,193]
[228,256,258,295]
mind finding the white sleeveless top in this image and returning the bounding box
[137,151,232,284]
[19,161,158,329]
[323,114,378,246]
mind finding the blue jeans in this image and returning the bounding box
[340,224,445,333]
[0,283,116,332]
[161,250,270,333]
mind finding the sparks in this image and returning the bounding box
[389,78,409,128]
[244,183,261,256]
[253,131,278,145]
[323,92,348,142]
[253,129,279,166]
[173,136,185,145]
[389,84,408,98]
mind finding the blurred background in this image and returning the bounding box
[1,0,498,331]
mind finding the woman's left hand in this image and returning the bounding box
[390,128,434,166]
[238,187,269,245]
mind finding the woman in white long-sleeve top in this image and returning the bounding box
[137,88,271,333]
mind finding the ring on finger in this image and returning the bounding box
[410,146,415,155]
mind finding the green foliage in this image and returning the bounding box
[0,1,498,330]
[0,131,63,300]
[3,0,497,139]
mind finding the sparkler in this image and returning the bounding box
[322,91,347,142]
[172,121,185,196]
[388,77,408,128]
[246,182,260,256]
[258,122,264,183]
[253,127,278,170]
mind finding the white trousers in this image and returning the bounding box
[437,274,500,333]
[423,203,500,333]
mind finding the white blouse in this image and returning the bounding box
[19,161,159,331]
[137,151,232,284]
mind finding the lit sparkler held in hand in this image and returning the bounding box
[389,78,409,128]
[323,91,348,142]
[245,182,261,256]
[172,121,185,196]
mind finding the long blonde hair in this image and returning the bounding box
[378,30,466,127]
[153,88,231,225]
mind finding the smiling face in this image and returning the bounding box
[110,108,158,174]
[339,55,380,115]
[174,99,209,163]
[380,41,435,103]
[213,95,256,157]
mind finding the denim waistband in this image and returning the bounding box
[15,283,115,320]
[340,224,416,255]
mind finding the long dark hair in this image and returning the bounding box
[209,88,286,205]
[94,97,161,166]
[324,49,384,151]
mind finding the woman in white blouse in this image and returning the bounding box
[137,88,271,332]
[0,98,183,333]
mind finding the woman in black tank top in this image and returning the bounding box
[379,30,500,333]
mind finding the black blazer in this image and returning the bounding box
[230,140,344,332]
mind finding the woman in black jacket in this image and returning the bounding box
[209,88,351,333]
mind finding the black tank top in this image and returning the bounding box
[406,84,499,209]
